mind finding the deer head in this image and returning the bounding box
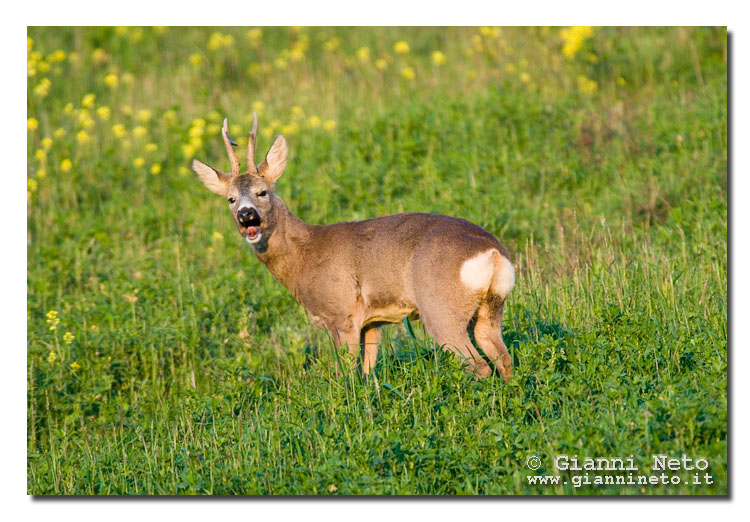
[192,113,288,247]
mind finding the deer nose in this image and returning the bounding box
[237,207,259,225]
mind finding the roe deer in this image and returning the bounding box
[193,115,515,379]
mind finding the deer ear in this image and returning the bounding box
[192,159,230,196]
[259,135,287,184]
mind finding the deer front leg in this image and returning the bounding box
[329,323,362,364]
[360,326,380,375]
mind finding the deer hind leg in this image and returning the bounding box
[418,303,492,379]
[472,296,513,381]
[360,325,380,375]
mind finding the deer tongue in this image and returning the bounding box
[246,226,259,239]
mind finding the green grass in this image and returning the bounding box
[27,26,727,495]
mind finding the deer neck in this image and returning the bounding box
[251,196,311,297]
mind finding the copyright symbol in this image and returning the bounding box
[526,455,541,470]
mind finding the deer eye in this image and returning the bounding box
[228,197,236,204]
[257,191,268,198]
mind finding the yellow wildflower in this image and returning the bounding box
[560,26,594,60]
[28,178,38,193]
[96,106,111,120]
[150,163,162,175]
[50,50,67,63]
[181,143,196,158]
[291,106,304,120]
[37,170,46,179]
[70,361,81,371]
[53,128,67,139]
[92,48,109,65]
[431,51,446,66]
[112,124,128,139]
[132,126,148,138]
[133,157,145,168]
[577,74,598,94]
[41,137,53,149]
[35,149,46,162]
[208,32,234,51]
[323,120,337,132]
[274,57,288,70]
[212,230,224,242]
[46,310,60,330]
[27,118,39,132]
[34,78,51,98]
[400,66,415,80]
[137,109,152,123]
[189,136,203,150]
[307,115,321,128]
[60,158,72,173]
[145,143,158,152]
[63,103,74,115]
[47,351,57,364]
[82,93,96,108]
[104,73,119,87]
[247,28,262,47]
[323,37,339,52]
[394,41,410,54]
[189,53,203,67]
[27,36,33,54]
[63,331,75,344]
[519,72,531,83]
[356,47,370,63]
[252,101,265,113]
[479,27,501,39]
[280,122,299,135]
[162,110,177,124]
[76,130,90,144]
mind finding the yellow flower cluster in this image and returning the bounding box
[63,331,75,344]
[577,74,598,94]
[479,27,502,39]
[34,78,51,98]
[207,32,235,51]
[247,28,262,48]
[560,26,595,60]
[394,41,410,55]
[46,310,60,331]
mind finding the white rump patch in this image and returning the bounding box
[460,249,515,297]
[491,254,515,298]
[460,250,496,293]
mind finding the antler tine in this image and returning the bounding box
[247,111,258,172]
[222,118,240,174]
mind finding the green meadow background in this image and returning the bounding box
[27,27,727,495]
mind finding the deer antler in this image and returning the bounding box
[222,118,240,174]
[247,111,259,172]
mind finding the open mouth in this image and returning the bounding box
[239,215,262,242]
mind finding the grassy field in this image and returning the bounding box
[26,27,727,495]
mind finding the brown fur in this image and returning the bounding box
[193,118,515,380]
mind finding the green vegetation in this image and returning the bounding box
[27,27,727,494]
